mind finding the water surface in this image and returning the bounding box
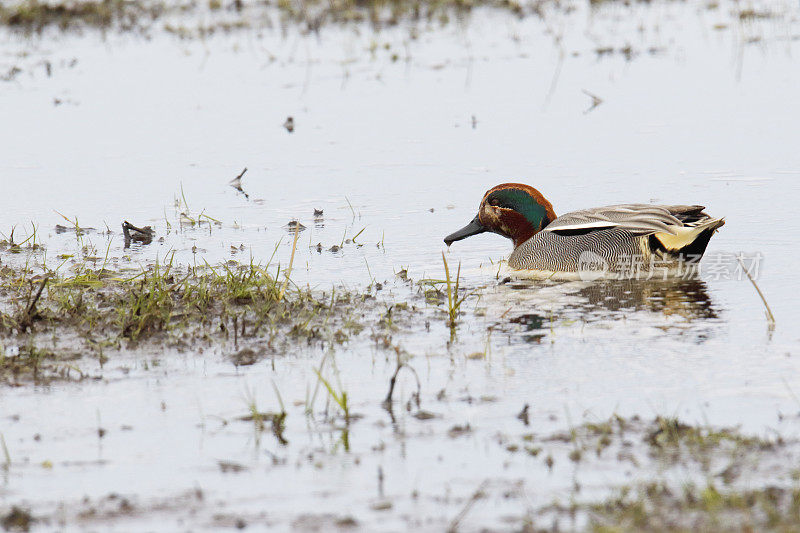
[2,1,800,529]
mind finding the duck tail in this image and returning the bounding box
[651,217,725,261]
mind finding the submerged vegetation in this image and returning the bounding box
[587,482,800,531]
[499,415,800,531]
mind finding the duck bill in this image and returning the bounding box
[444,216,486,246]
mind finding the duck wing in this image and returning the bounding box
[543,204,710,237]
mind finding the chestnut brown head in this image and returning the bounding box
[444,183,557,248]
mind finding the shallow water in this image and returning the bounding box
[2,0,800,529]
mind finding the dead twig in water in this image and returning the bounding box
[582,89,603,113]
[383,352,421,410]
[447,479,489,533]
[737,257,775,326]
[18,275,49,331]
[26,275,49,318]
[229,167,249,198]
[1,433,10,471]
[278,222,300,301]
[230,167,247,185]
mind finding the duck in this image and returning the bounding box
[444,183,725,279]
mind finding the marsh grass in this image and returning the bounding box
[587,482,800,531]
[737,256,776,327]
[0,224,40,252]
[441,252,468,328]
[0,241,412,384]
[507,415,797,530]
[240,383,290,446]
[306,352,353,451]
[279,224,301,301]
[270,380,289,444]
[0,0,537,34]
[0,0,157,32]
[416,254,472,339]
[314,368,350,424]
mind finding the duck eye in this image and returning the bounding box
[489,198,500,207]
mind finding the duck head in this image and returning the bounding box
[444,183,557,248]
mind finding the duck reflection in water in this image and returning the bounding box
[501,278,718,344]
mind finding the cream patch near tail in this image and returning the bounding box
[654,218,725,251]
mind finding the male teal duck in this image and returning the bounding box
[444,183,725,278]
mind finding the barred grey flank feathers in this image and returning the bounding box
[508,204,725,272]
[509,228,646,271]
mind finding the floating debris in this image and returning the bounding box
[370,500,392,511]
[122,221,154,247]
[517,403,530,425]
[313,208,323,217]
[283,116,294,132]
[1,66,22,82]
[55,224,95,235]
[448,424,472,438]
[218,461,247,473]
[229,167,249,198]
[284,220,305,232]
[230,347,259,366]
[594,45,636,60]
[1,506,35,531]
